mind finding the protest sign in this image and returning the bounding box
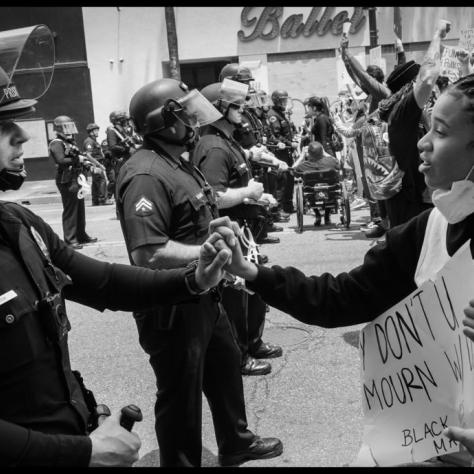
[357,240,474,466]
[459,28,474,53]
[440,45,461,83]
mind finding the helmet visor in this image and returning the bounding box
[174,89,222,127]
[58,121,78,135]
[0,25,55,100]
[220,78,249,107]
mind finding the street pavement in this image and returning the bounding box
[4,181,381,467]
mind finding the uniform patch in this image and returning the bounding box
[269,116,277,123]
[135,196,153,216]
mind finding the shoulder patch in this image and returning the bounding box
[134,196,154,216]
[269,116,277,123]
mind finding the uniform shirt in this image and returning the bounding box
[49,138,79,184]
[106,126,131,161]
[266,106,296,146]
[0,201,196,467]
[193,118,252,194]
[116,144,218,252]
[247,208,474,328]
[82,136,104,161]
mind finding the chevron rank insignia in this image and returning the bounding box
[135,196,153,216]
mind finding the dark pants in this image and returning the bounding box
[221,287,266,364]
[134,295,254,467]
[385,187,433,228]
[56,180,87,244]
[274,149,294,212]
[91,171,107,205]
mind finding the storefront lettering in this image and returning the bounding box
[238,6,366,42]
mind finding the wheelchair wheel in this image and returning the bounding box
[295,180,304,233]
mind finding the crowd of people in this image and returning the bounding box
[3,18,474,468]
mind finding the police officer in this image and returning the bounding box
[267,89,299,213]
[0,26,233,468]
[219,64,289,226]
[115,78,283,467]
[194,80,284,377]
[106,110,136,198]
[49,115,98,249]
[83,123,109,206]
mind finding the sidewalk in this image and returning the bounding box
[1,179,65,205]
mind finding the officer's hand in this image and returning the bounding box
[443,426,474,456]
[278,161,289,172]
[260,193,277,206]
[277,142,286,150]
[89,410,141,467]
[462,299,474,342]
[249,145,263,161]
[247,178,264,201]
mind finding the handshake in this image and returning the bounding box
[194,217,258,293]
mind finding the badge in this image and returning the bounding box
[135,196,153,216]
[0,289,17,307]
[30,226,51,261]
[269,116,277,123]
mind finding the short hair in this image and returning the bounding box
[366,65,385,84]
[307,141,324,160]
[446,73,474,123]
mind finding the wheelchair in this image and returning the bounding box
[294,167,351,233]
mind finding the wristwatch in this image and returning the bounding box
[184,260,209,295]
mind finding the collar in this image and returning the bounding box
[144,137,187,169]
[209,117,236,140]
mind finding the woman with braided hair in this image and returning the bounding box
[210,72,474,465]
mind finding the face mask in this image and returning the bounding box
[0,167,26,191]
[431,165,474,224]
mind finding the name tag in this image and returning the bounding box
[0,290,17,307]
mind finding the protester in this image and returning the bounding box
[210,72,474,467]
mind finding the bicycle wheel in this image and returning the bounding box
[295,180,304,233]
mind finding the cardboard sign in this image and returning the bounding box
[440,45,461,84]
[459,28,474,53]
[356,240,474,466]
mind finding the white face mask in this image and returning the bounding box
[431,165,474,224]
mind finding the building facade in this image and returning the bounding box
[1,6,473,179]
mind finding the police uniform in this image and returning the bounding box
[0,200,195,466]
[49,137,88,246]
[83,135,107,205]
[192,118,269,366]
[266,106,297,213]
[105,125,133,198]
[116,143,255,467]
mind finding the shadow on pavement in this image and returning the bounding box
[135,446,219,467]
[342,330,360,349]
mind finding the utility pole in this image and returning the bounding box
[393,6,402,41]
[165,7,181,80]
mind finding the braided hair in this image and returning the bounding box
[445,73,474,122]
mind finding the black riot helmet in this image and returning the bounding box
[86,122,99,133]
[271,89,289,109]
[201,79,249,118]
[219,63,254,84]
[53,115,78,139]
[129,78,221,145]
